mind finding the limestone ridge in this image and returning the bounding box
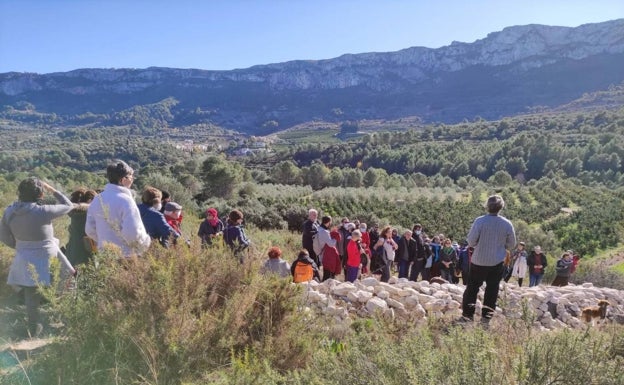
[1,19,623,132]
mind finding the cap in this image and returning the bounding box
[165,202,182,211]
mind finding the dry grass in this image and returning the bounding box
[1,231,624,385]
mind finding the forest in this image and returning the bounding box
[1,99,624,384]
[1,103,624,258]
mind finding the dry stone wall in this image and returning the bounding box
[298,277,624,330]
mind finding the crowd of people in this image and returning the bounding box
[0,160,581,336]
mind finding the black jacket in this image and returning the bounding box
[396,236,417,262]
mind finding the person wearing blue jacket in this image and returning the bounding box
[224,209,250,263]
[138,186,177,248]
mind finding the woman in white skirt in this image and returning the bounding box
[511,241,528,287]
[0,178,73,337]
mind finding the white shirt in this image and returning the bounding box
[86,183,150,257]
[383,240,396,262]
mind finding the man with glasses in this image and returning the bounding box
[86,160,151,257]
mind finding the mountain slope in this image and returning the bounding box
[1,19,623,134]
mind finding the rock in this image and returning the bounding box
[394,307,409,319]
[446,285,465,295]
[383,308,395,321]
[423,299,446,312]
[376,283,401,296]
[433,291,452,300]
[289,271,624,331]
[360,277,379,287]
[347,291,360,303]
[447,300,461,310]
[332,282,357,296]
[386,298,405,310]
[402,295,420,309]
[306,291,326,303]
[398,288,418,297]
[540,313,554,329]
[413,304,427,319]
[358,290,374,302]
[419,286,432,295]
[366,297,388,313]
[417,293,435,304]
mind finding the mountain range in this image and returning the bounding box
[1,18,623,134]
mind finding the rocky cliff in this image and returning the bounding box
[1,19,623,133]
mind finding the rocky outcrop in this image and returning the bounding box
[2,19,623,131]
[297,277,624,330]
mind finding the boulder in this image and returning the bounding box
[366,297,388,313]
[332,282,357,296]
[386,298,405,310]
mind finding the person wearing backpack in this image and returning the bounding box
[315,215,335,260]
[302,209,319,265]
[291,249,320,283]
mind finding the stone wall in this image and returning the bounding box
[298,277,624,330]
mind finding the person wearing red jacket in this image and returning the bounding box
[322,228,342,281]
[164,202,190,247]
[345,230,364,282]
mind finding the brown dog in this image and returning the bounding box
[581,300,610,323]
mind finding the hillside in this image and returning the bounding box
[1,19,624,134]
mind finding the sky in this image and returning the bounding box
[1,0,623,74]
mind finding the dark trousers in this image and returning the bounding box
[379,255,391,282]
[462,262,504,320]
[305,247,318,267]
[461,268,470,285]
[24,286,42,335]
[345,265,359,283]
[440,268,454,283]
[398,260,411,279]
[409,259,426,281]
[551,275,569,287]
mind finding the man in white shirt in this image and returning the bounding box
[86,160,151,257]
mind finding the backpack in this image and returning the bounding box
[312,225,323,255]
[293,261,314,283]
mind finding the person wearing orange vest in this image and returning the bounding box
[290,249,320,283]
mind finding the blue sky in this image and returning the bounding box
[1,0,623,74]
